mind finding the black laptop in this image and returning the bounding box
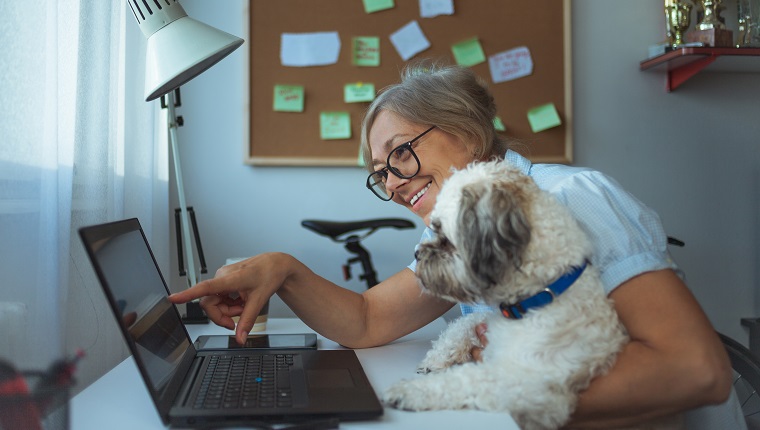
[79,218,383,428]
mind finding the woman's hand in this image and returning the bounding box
[169,253,292,344]
[471,323,488,361]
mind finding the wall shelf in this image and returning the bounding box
[640,47,760,92]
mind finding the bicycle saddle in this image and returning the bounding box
[301,218,415,241]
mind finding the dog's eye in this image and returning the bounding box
[426,220,454,251]
[437,234,453,250]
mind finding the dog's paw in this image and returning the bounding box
[382,380,437,411]
[419,354,473,374]
[417,348,472,374]
[416,365,435,374]
[416,357,448,374]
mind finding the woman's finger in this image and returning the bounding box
[201,296,235,330]
[471,346,483,362]
[476,323,488,346]
[169,277,230,304]
[234,299,268,345]
[471,323,489,362]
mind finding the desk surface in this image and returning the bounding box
[71,318,517,429]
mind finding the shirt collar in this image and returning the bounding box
[504,150,532,175]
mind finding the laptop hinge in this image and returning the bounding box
[176,356,204,407]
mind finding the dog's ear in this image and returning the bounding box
[457,181,531,286]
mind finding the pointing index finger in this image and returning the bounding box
[168,277,231,304]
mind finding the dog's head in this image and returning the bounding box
[415,160,590,304]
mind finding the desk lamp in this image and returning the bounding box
[128,0,244,322]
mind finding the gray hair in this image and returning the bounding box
[360,59,510,173]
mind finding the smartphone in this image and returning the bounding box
[194,333,318,350]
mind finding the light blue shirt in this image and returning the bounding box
[409,150,679,313]
[408,150,747,429]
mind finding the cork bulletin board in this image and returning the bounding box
[247,0,572,166]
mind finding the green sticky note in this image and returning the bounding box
[493,116,506,132]
[273,85,304,112]
[320,111,352,140]
[344,83,376,103]
[363,0,394,13]
[527,103,562,133]
[353,37,381,66]
[451,37,486,67]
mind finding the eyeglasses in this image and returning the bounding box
[366,126,436,201]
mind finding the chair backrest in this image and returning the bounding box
[719,332,760,429]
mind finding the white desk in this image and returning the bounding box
[71,318,517,429]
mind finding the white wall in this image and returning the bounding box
[571,0,760,344]
[173,0,760,344]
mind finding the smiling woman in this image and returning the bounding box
[169,58,743,429]
[365,113,476,224]
[365,125,436,201]
[359,61,514,224]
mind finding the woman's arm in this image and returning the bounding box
[278,261,454,348]
[565,269,732,428]
[169,252,454,347]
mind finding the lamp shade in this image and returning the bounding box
[128,0,244,101]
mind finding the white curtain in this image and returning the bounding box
[0,0,167,387]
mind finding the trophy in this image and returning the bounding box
[737,11,752,46]
[737,0,760,47]
[687,0,734,46]
[665,0,693,47]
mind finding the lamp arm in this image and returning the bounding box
[166,90,198,287]
[188,207,208,274]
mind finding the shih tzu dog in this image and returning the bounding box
[383,160,681,430]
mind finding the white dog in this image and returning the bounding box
[383,160,681,430]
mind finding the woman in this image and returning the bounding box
[170,61,740,428]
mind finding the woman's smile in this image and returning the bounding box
[368,111,476,225]
[410,182,431,207]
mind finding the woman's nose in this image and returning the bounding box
[384,172,409,193]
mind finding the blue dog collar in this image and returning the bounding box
[499,262,588,320]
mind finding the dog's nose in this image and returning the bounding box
[414,249,421,261]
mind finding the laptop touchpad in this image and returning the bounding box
[308,369,355,388]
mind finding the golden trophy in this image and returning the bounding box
[665,0,693,47]
[687,0,734,46]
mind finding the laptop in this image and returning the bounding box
[79,218,383,428]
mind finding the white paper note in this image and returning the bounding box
[488,46,534,84]
[419,0,454,18]
[389,20,431,61]
[280,32,341,67]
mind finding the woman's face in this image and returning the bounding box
[368,110,476,226]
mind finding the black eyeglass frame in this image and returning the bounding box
[365,126,436,201]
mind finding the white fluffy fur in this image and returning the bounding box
[383,161,682,430]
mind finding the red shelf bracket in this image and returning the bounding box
[666,55,718,91]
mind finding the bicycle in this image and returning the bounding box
[301,218,416,289]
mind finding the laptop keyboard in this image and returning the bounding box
[194,354,297,409]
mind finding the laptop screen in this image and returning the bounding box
[81,220,192,396]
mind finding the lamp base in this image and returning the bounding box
[182,301,209,324]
